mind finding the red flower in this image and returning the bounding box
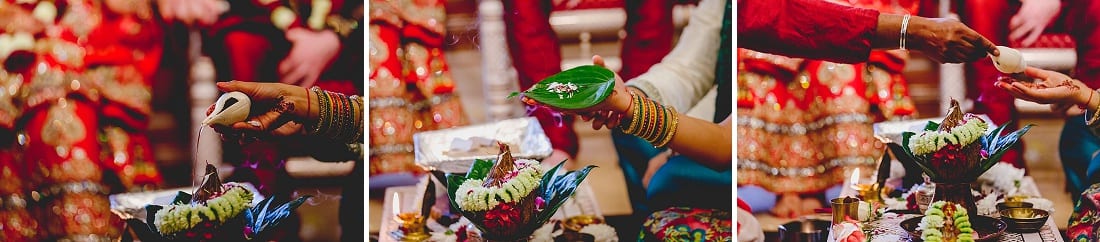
[483,202,522,233]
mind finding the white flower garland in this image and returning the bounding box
[154,183,254,235]
[579,223,619,242]
[909,118,989,155]
[455,159,543,212]
[531,222,559,242]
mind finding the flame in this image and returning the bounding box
[393,193,400,217]
[850,168,860,186]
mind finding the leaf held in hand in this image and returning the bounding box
[519,65,615,110]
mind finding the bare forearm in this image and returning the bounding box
[662,114,733,170]
[872,14,904,49]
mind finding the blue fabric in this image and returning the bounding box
[737,186,777,212]
[610,130,732,213]
[611,130,664,214]
[646,154,733,211]
[736,185,844,214]
[1060,115,1100,203]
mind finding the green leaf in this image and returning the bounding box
[535,163,597,225]
[924,121,941,131]
[518,65,615,110]
[446,173,467,213]
[244,196,312,240]
[467,159,494,180]
[887,142,936,181]
[145,205,164,236]
[507,92,521,99]
[977,124,1033,177]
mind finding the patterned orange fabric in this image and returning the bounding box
[736,0,919,196]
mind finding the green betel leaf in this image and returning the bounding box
[979,124,1034,176]
[519,65,615,110]
[171,191,192,205]
[535,163,597,225]
[924,121,941,131]
[446,173,467,214]
[467,159,494,180]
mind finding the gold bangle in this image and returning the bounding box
[642,98,655,139]
[645,99,661,141]
[309,87,328,135]
[653,104,672,144]
[351,95,364,143]
[647,101,666,142]
[1089,89,1100,125]
[638,96,654,137]
[656,107,679,147]
[624,92,643,133]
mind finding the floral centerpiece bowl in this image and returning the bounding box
[130,165,311,241]
[446,142,596,241]
[893,100,1032,215]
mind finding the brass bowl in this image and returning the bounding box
[996,201,1033,211]
[999,208,1049,233]
[562,215,604,232]
[1005,195,1031,203]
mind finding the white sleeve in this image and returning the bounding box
[625,0,726,111]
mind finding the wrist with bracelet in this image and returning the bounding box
[1085,88,1100,125]
[899,14,911,50]
[616,91,679,148]
[307,86,363,144]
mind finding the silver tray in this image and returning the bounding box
[413,117,553,173]
[109,183,264,221]
[873,114,995,144]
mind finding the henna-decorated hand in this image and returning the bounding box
[207,81,316,143]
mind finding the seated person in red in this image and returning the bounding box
[200,1,363,240]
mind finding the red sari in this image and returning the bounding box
[368,0,467,176]
[0,0,164,240]
[737,0,918,195]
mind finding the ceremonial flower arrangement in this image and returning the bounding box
[897,100,1033,183]
[137,165,311,241]
[447,143,597,241]
[892,100,1033,215]
[918,201,977,242]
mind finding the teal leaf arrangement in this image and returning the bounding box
[243,196,313,240]
[508,65,616,110]
[893,100,1033,182]
[446,143,597,241]
[136,165,312,241]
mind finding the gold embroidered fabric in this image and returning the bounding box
[736,49,917,194]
